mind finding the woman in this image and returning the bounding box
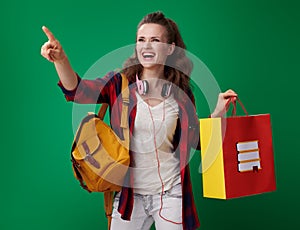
[41,11,236,230]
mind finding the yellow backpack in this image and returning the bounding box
[71,73,130,229]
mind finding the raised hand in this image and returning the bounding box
[40,26,77,90]
[41,26,66,62]
[211,89,238,117]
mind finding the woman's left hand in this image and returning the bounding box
[211,89,238,117]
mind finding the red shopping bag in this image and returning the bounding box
[200,98,276,199]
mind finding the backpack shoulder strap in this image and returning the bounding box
[97,73,129,127]
[102,73,129,230]
[120,73,129,148]
[104,191,114,230]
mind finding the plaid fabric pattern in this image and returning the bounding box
[58,72,200,230]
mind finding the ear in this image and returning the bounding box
[167,42,175,55]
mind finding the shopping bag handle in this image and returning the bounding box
[225,97,248,116]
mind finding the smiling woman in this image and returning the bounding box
[40,11,237,230]
[123,13,193,96]
[136,23,174,71]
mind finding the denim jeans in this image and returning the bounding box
[111,183,183,230]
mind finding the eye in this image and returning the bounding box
[137,38,145,42]
[151,38,160,42]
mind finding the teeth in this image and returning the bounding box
[142,52,155,58]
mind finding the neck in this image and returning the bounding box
[141,65,165,80]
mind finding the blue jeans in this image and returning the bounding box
[111,183,183,230]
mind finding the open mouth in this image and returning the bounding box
[142,52,155,60]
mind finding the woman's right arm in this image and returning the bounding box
[40,26,78,91]
[40,26,120,105]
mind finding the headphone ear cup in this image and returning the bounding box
[161,83,172,98]
[141,80,149,95]
[136,74,149,95]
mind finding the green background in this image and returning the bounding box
[1,0,299,229]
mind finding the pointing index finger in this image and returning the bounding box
[42,26,56,41]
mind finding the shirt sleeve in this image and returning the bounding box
[57,74,81,101]
[57,71,119,104]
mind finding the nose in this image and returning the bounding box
[144,41,152,49]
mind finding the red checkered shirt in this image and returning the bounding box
[58,71,200,230]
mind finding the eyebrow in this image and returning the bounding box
[137,36,162,39]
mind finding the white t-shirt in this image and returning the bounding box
[131,92,181,195]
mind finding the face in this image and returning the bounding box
[136,23,174,69]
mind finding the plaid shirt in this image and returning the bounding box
[58,72,200,230]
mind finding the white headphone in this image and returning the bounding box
[136,74,172,98]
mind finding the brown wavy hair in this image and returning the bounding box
[122,11,193,96]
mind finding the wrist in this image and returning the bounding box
[210,111,221,118]
[54,53,68,65]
